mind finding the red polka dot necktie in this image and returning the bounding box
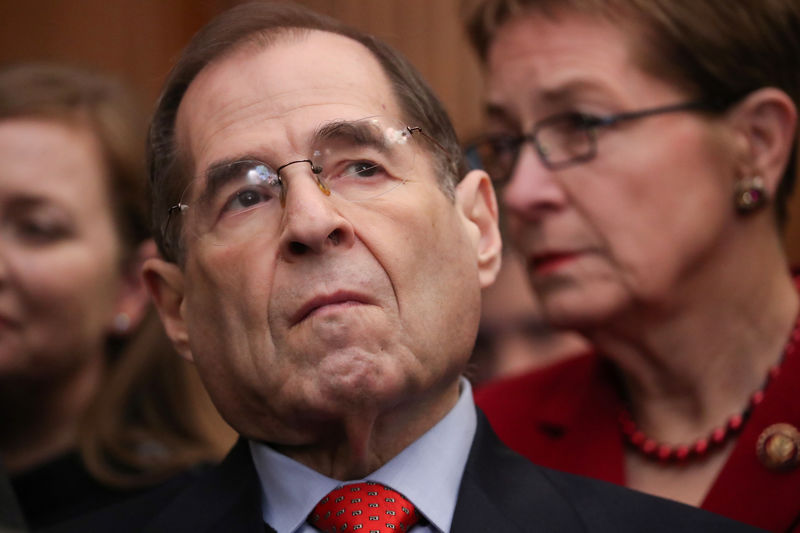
[307,481,420,532]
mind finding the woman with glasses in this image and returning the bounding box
[0,64,234,529]
[464,1,800,531]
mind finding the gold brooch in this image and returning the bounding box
[756,423,800,471]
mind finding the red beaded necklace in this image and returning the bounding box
[619,313,800,463]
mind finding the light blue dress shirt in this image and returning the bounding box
[249,377,477,533]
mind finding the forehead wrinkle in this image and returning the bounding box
[314,119,392,153]
[489,54,630,106]
[177,30,403,181]
[487,13,641,119]
[200,103,385,171]
[180,92,278,167]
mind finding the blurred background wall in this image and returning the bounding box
[0,0,484,137]
[1,0,799,262]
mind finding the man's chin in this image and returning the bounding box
[316,360,408,405]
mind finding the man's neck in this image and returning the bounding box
[249,377,477,533]
[268,379,461,480]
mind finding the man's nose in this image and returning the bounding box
[277,166,355,258]
[502,144,568,221]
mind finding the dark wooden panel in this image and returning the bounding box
[0,0,481,133]
[280,0,485,140]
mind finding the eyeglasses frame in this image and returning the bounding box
[468,99,726,182]
[161,123,452,255]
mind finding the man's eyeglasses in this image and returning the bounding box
[465,100,717,184]
[162,116,448,250]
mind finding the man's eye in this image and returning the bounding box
[222,187,274,213]
[343,160,384,179]
[235,190,263,207]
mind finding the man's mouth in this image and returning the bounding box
[292,291,373,325]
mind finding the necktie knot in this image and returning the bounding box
[308,481,419,532]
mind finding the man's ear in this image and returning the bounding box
[142,257,193,361]
[109,239,157,335]
[455,169,503,288]
[727,87,797,195]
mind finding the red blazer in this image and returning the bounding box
[476,344,800,532]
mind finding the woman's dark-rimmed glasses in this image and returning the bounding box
[465,100,717,184]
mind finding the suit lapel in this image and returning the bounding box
[451,409,585,533]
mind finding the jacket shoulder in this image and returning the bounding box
[452,410,763,533]
[540,467,766,532]
[43,469,202,533]
[45,439,263,533]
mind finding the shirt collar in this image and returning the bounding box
[249,377,477,533]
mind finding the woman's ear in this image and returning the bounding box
[455,169,503,288]
[109,239,157,336]
[142,256,193,361]
[727,87,797,196]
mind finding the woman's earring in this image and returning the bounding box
[734,176,768,213]
[113,312,131,334]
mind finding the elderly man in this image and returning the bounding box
[52,3,761,533]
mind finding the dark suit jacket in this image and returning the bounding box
[48,409,762,533]
[1,459,28,533]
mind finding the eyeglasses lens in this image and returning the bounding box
[178,116,415,246]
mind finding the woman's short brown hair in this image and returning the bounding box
[464,0,800,225]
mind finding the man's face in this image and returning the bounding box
[149,31,499,443]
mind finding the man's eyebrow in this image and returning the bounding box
[313,119,392,153]
[198,156,269,204]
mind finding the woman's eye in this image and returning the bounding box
[574,112,606,130]
[560,112,590,129]
[491,135,520,154]
[14,219,69,244]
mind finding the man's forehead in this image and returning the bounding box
[175,30,401,167]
